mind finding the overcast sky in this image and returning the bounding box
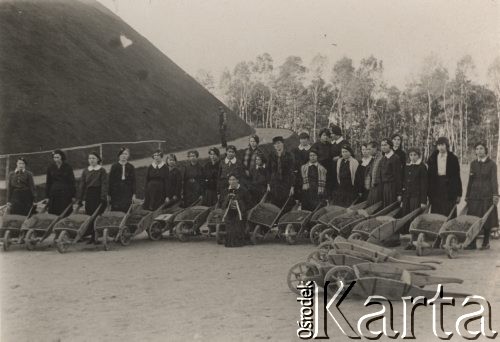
[98,0,499,87]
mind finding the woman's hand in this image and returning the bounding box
[420,203,427,209]
[289,187,295,196]
[493,196,499,206]
[456,196,461,204]
[267,184,271,192]
[397,195,402,202]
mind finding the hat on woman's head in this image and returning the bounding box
[436,137,450,149]
[330,124,342,136]
[117,147,129,158]
[226,145,237,153]
[341,144,354,156]
[407,147,421,156]
[272,136,284,144]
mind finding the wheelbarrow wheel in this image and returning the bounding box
[416,233,426,256]
[251,225,264,245]
[215,224,224,245]
[2,230,11,252]
[319,228,335,244]
[317,240,335,253]
[56,230,70,254]
[285,224,298,245]
[25,229,37,251]
[445,234,459,259]
[309,224,323,245]
[175,222,189,242]
[119,227,132,246]
[287,262,321,295]
[148,221,164,241]
[349,232,363,241]
[307,250,329,263]
[324,266,355,295]
[102,228,110,251]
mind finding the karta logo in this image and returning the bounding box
[296,281,497,340]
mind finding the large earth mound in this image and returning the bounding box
[0,0,252,154]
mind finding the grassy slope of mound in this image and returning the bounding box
[0,0,252,154]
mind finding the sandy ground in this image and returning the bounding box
[1,231,499,341]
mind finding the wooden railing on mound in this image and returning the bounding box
[0,140,166,180]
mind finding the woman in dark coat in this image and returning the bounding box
[165,154,182,203]
[45,150,76,216]
[292,132,312,202]
[334,145,359,207]
[108,148,136,212]
[401,148,428,234]
[144,150,168,211]
[203,148,220,206]
[392,133,406,179]
[242,135,264,177]
[465,143,499,250]
[301,149,327,211]
[218,145,243,196]
[221,173,251,247]
[311,128,333,196]
[355,143,374,201]
[79,152,107,240]
[248,153,268,207]
[267,136,295,209]
[427,137,462,217]
[183,150,205,207]
[378,139,402,208]
[7,158,36,215]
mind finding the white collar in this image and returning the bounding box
[408,159,422,165]
[152,161,165,169]
[88,165,102,171]
[228,184,241,190]
[118,160,128,166]
[15,168,26,173]
[308,162,319,167]
[361,157,372,166]
[385,150,394,159]
[478,157,488,163]
[225,157,236,165]
[256,164,265,169]
[334,137,344,144]
[298,144,311,151]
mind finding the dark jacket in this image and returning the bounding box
[267,150,296,186]
[403,162,428,204]
[108,162,136,197]
[46,162,76,198]
[378,152,403,195]
[427,151,462,200]
[165,167,182,199]
[466,158,498,200]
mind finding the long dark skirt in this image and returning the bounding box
[301,188,323,211]
[429,176,456,218]
[225,209,245,247]
[144,180,165,211]
[270,181,292,210]
[10,189,34,216]
[203,189,218,207]
[184,181,203,207]
[84,187,106,238]
[400,196,421,234]
[381,181,398,208]
[468,199,499,246]
[333,189,357,208]
[249,188,266,209]
[367,184,382,206]
[110,181,133,213]
[48,186,73,216]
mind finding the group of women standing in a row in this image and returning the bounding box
[5,126,499,249]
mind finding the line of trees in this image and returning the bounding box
[195,54,500,165]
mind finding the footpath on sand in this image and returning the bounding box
[0,128,293,189]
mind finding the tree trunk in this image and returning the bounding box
[425,89,432,159]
